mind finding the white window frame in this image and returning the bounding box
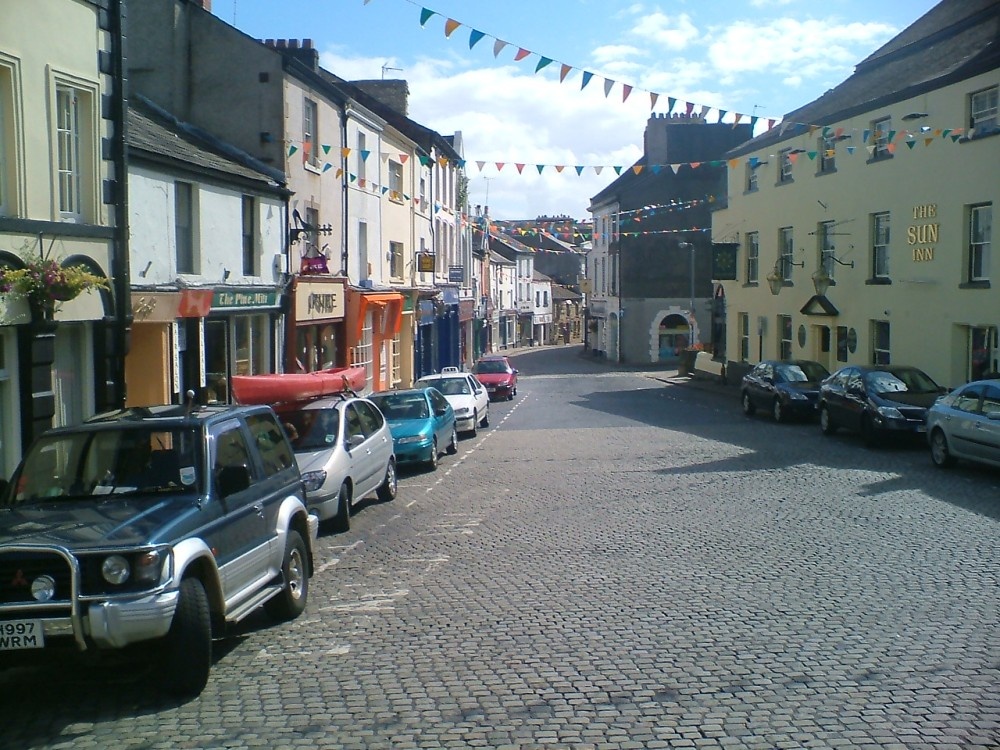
[778,149,793,183]
[819,220,837,280]
[738,313,750,362]
[0,59,16,217]
[778,315,792,360]
[872,116,892,159]
[970,85,998,133]
[873,212,890,279]
[389,240,404,279]
[390,337,401,387]
[388,159,403,200]
[745,231,759,283]
[303,98,319,168]
[969,203,992,282]
[351,316,374,392]
[356,131,366,182]
[55,86,83,221]
[779,227,794,280]
[745,162,758,192]
[818,134,835,173]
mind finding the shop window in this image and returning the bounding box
[969,326,997,381]
[351,315,374,392]
[390,337,401,386]
[872,320,890,365]
[234,314,270,377]
[204,319,230,403]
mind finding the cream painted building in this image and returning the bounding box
[714,0,998,389]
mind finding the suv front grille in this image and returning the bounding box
[0,550,74,605]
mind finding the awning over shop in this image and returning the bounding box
[356,291,404,340]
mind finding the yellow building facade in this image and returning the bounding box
[714,1,998,389]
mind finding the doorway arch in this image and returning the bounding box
[654,311,694,362]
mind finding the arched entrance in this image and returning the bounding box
[656,313,690,362]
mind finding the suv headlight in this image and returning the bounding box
[134,549,166,584]
[301,470,327,493]
[102,555,131,585]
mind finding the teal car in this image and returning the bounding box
[369,387,458,471]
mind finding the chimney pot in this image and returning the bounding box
[304,39,313,49]
[289,39,299,49]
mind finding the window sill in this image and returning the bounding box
[743,187,759,195]
[959,128,999,143]
[866,277,892,285]
[742,281,760,288]
[774,179,794,187]
[959,280,991,289]
[303,162,322,175]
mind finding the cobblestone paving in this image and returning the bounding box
[2,347,998,749]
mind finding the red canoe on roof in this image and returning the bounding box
[231,366,367,406]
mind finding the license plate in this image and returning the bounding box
[916,424,927,433]
[0,619,44,650]
[487,387,496,392]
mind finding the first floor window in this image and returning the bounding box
[778,315,792,360]
[872,320,890,365]
[778,149,793,182]
[175,181,195,274]
[303,98,319,167]
[738,313,750,361]
[56,86,83,220]
[969,203,992,281]
[351,316,374,393]
[873,212,890,279]
[779,227,794,279]
[819,221,837,280]
[871,116,892,159]
[745,232,759,283]
[837,326,849,363]
[389,240,404,278]
[970,85,998,133]
[388,159,403,198]
[242,195,257,276]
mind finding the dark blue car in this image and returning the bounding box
[741,360,830,423]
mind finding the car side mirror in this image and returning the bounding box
[512,369,519,374]
[217,464,251,497]
[435,408,448,417]
[346,434,365,449]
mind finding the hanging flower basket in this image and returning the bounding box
[0,253,109,322]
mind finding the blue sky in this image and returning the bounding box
[212,0,941,220]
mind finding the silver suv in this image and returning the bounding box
[0,404,318,695]
[281,394,397,532]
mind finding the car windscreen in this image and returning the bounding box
[473,360,509,374]
[778,362,828,382]
[865,368,939,394]
[283,408,341,451]
[420,378,470,396]
[5,427,201,505]
[370,395,429,420]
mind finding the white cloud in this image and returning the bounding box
[629,11,700,50]
[591,44,643,66]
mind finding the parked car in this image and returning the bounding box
[369,387,457,470]
[415,368,490,435]
[741,359,830,422]
[281,394,396,532]
[472,355,518,401]
[926,378,1000,470]
[0,404,318,696]
[818,364,946,446]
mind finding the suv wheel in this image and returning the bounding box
[161,577,212,696]
[330,482,351,533]
[376,460,397,501]
[265,529,309,621]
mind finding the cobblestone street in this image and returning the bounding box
[3,346,998,750]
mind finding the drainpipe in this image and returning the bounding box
[109,0,131,408]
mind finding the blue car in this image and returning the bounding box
[369,387,457,471]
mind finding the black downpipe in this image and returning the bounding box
[109,0,131,409]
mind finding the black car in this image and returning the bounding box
[741,359,830,422]
[818,364,946,447]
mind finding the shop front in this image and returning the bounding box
[289,277,346,374]
[346,287,404,393]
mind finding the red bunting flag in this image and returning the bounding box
[515,163,525,174]
[622,84,633,103]
[559,64,572,83]
[514,48,531,61]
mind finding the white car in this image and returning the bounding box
[415,369,490,436]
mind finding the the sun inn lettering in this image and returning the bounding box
[908,204,938,262]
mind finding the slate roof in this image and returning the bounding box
[728,0,1000,157]
[127,95,286,189]
[551,284,583,302]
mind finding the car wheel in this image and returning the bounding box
[820,406,837,435]
[160,577,212,696]
[930,429,956,468]
[427,439,439,471]
[741,391,756,417]
[376,459,397,501]
[330,482,351,532]
[861,413,879,449]
[264,529,309,621]
[481,404,489,427]
[446,425,458,455]
[772,398,784,423]
[469,413,478,437]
